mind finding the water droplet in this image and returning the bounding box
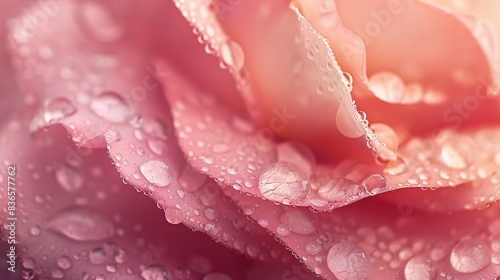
[220,40,245,72]
[450,239,490,273]
[187,254,213,274]
[52,268,65,279]
[89,247,109,265]
[204,207,217,220]
[165,207,183,224]
[369,72,406,104]
[492,252,500,264]
[336,97,366,138]
[404,256,436,280]
[440,143,466,169]
[46,206,114,241]
[327,242,370,280]
[276,224,290,236]
[258,162,310,205]
[54,164,83,192]
[90,92,130,123]
[79,1,124,43]
[43,97,76,124]
[362,174,386,195]
[141,264,171,280]
[211,143,230,154]
[140,160,173,187]
[57,255,72,269]
[280,209,316,235]
[30,226,41,236]
[174,267,191,279]
[318,178,357,201]
[306,241,322,255]
[203,273,232,280]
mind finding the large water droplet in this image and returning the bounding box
[54,164,83,192]
[79,1,124,43]
[90,92,130,123]
[47,206,114,241]
[220,40,245,72]
[141,264,171,280]
[280,209,316,235]
[327,242,370,280]
[318,178,357,201]
[369,72,406,104]
[362,174,386,195]
[440,143,466,169]
[258,161,310,205]
[165,207,183,225]
[336,97,365,138]
[404,256,436,280]
[203,273,232,280]
[450,239,490,273]
[44,97,76,124]
[140,160,173,187]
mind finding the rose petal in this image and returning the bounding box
[0,119,264,279]
[6,0,288,261]
[173,0,385,163]
[225,187,500,279]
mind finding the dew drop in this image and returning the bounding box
[79,1,124,43]
[318,178,357,201]
[276,224,290,236]
[43,97,76,124]
[450,239,490,273]
[211,143,230,154]
[220,40,245,72]
[54,164,83,192]
[327,242,370,280]
[89,247,108,265]
[203,273,232,280]
[141,264,171,280]
[57,255,72,269]
[369,72,406,104]
[30,226,41,236]
[336,97,365,138]
[258,161,310,205]
[492,252,500,265]
[362,174,386,195]
[404,256,436,280]
[140,160,173,187]
[440,143,466,169]
[90,92,130,123]
[306,241,322,255]
[46,206,114,241]
[164,207,183,225]
[280,209,316,235]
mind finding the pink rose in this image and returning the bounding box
[1,0,500,279]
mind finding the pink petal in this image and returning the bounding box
[225,187,500,279]
[6,0,288,262]
[0,119,267,279]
